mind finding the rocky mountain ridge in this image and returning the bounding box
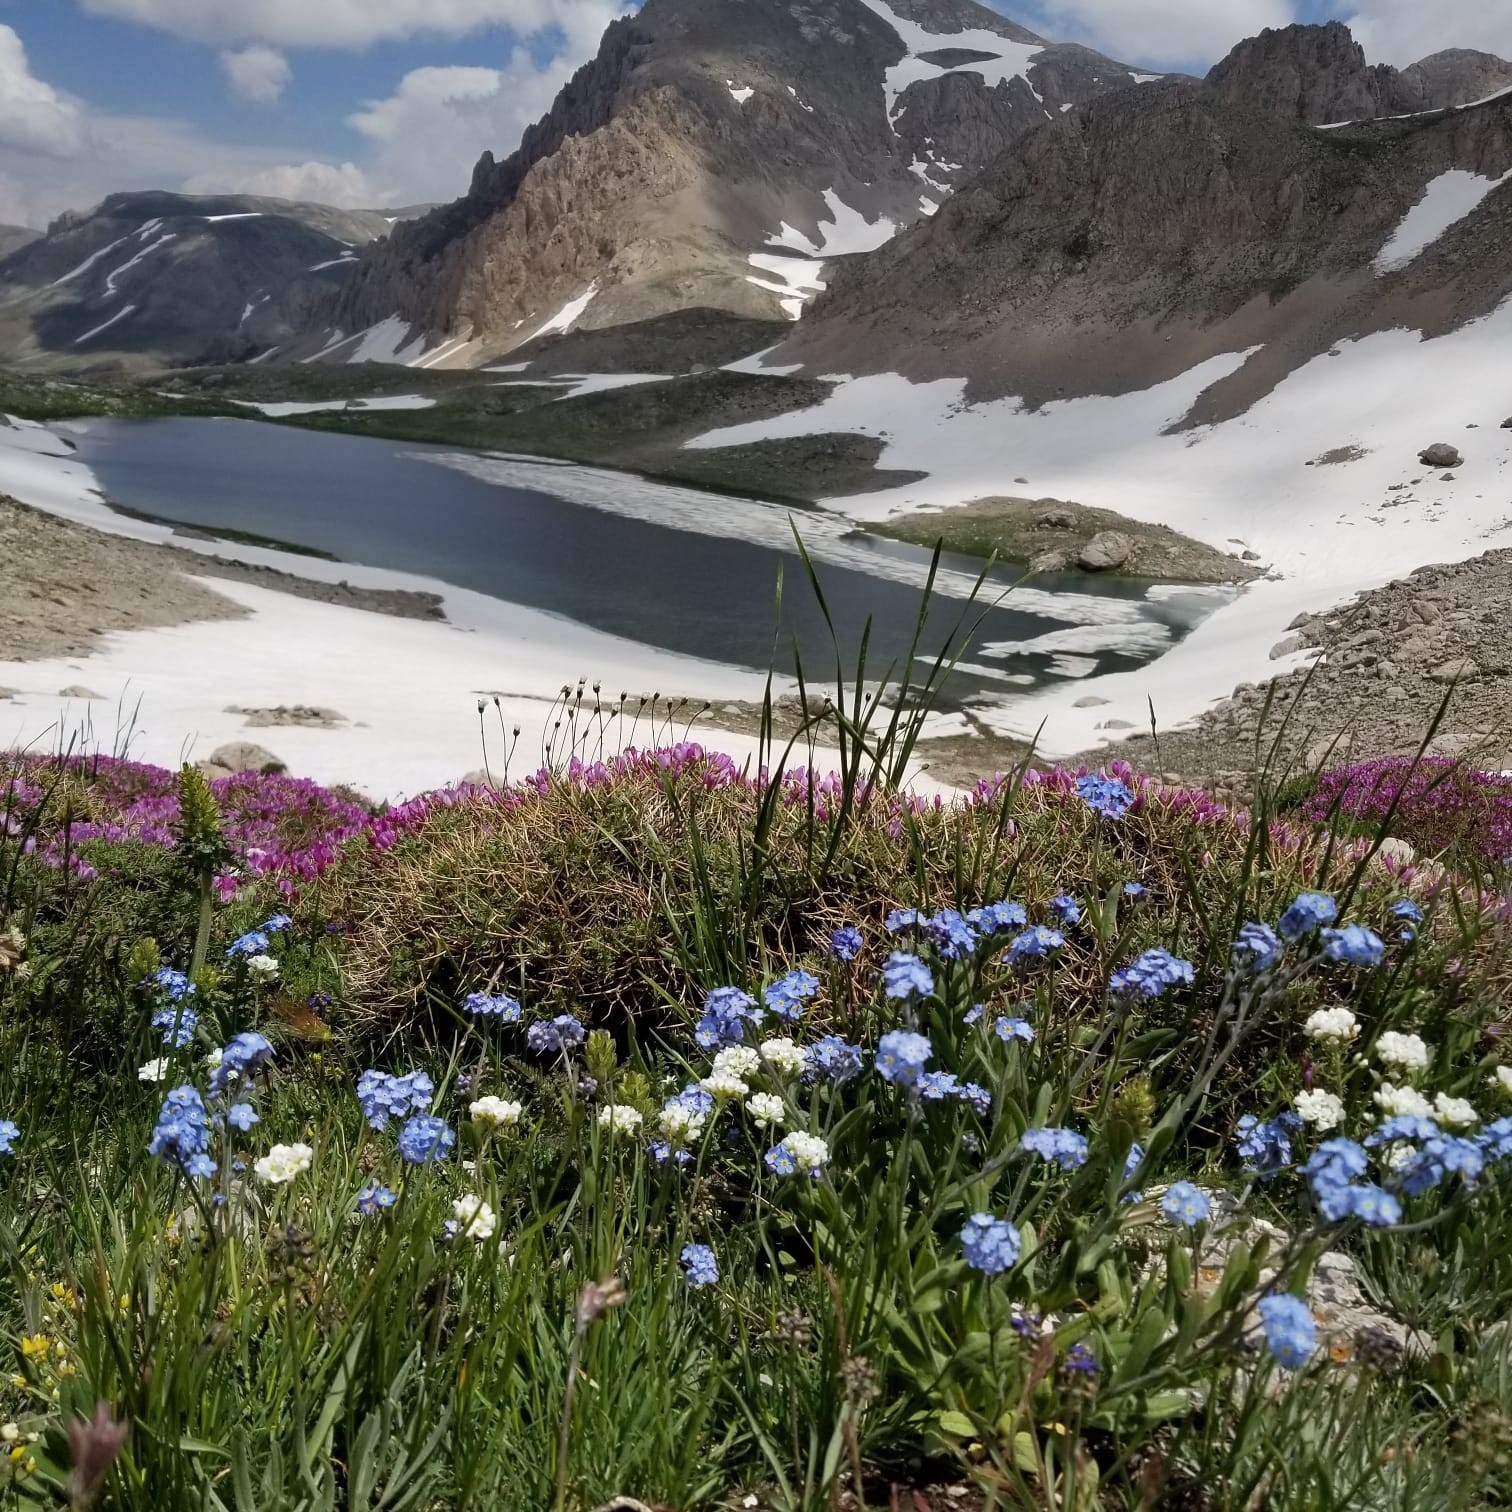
[319,0,1168,366]
[774,24,1512,413]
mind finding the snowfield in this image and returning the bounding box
[1374,168,1512,274]
[691,296,1512,755]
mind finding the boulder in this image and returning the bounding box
[1077,531,1135,571]
[1379,837,1417,867]
[1408,598,1442,625]
[1418,443,1463,468]
[1028,549,1072,574]
[1428,657,1480,684]
[1036,508,1076,529]
[1072,695,1110,708]
[1502,417,1512,429]
[200,742,287,778]
[58,685,103,700]
[1269,635,1310,660]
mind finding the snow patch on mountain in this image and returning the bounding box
[74,305,137,346]
[103,233,177,297]
[726,81,754,104]
[850,0,1043,123]
[533,284,600,340]
[746,252,827,320]
[765,190,898,257]
[1374,168,1512,274]
[51,234,132,288]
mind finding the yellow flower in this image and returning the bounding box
[7,1445,23,1465]
[18,1336,48,1362]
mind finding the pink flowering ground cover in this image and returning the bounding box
[1298,758,1512,867]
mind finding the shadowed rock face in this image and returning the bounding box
[325,0,1165,360]
[1206,22,1512,124]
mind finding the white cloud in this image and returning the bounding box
[220,44,292,104]
[1023,0,1293,68]
[0,25,88,157]
[0,25,346,227]
[1342,0,1512,67]
[183,159,373,206]
[79,0,632,49]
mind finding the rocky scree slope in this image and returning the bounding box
[322,0,1166,364]
[0,193,402,373]
[778,23,1512,412]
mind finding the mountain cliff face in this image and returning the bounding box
[775,24,1512,412]
[322,0,1167,364]
[1207,22,1512,124]
[0,193,403,372]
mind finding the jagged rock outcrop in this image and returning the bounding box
[322,0,1168,364]
[1207,22,1512,124]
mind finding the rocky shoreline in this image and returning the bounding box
[1097,548,1512,789]
[0,497,445,665]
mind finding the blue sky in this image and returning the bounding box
[1,0,1508,228]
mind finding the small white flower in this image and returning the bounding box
[747,1092,787,1129]
[1295,1089,1345,1130]
[1304,1007,1359,1045]
[658,1101,707,1144]
[470,1096,523,1129]
[247,955,280,979]
[1,1422,19,1443]
[781,1131,829,1174]
[1382,1143,1417,1173]
[712,1046,761,1080]
[138,1058,170,1083]
[1490,1066,1512,1097]
[700,1069,749,1102]
[1374,1082,1434,1120]
[597,1105,643,1135]
[451,1194,497,1242]
[1432,1092,1479,1129]
[204,1048,224,1072]
[1375,1031,1430,1074]
[253,1142,313,1184]
[757,1037,807,1077]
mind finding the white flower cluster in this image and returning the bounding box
[451,1195,498,1242]
[658,1101,707,1144]
[597,1105,643,1135]
[757,1038,807,1077]
[1295,1089,1345,1130]
[470,1096,523,1129]
[247,955,279,979]
[1375,1031,1429,1074]
[747,1092,787,1129]
[778,1131,828,1173]
[701,1069,749,1101]
[1304,1007,1359,1045]
[254,1142,313,1184]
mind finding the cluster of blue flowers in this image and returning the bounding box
[806,1035,864,1083]
[398,1114,456,1165]
[358,1185,398,1215]
[882,952,934,1001]
[1109,948,1194,1002]
[828,926,863,961]
[1004,925,1065,970]
[1318,924,1386,968]
[151,1004,199,1049]
[1302,1139,1401,1227]
[226,930,271,959]
[526,1014,587,1055]
[1021,1126,1089,1171]
[1160,1181,1211,1228]
[765,969,819,1021]
[875,1029,932,1087]
[1049,895,1082,927]
[680,1243,718,1288]
[356,1068,435,1131]
[1258,1293,1315,1370]
[1392,899,1424,942]
[1236,1112,1300,1178]
[1278,892,1338,941]
[995,1016,1034,1044]
[209,1031,274,1098]
[153,968,195,1001]
[1076,773,1136,820]
[960,1213,1021,1274]
[968,901,1028,935]
[0,1119,18,1157]
[149,1086,214,1178]
[463,991,522,1021]
[694,988,760,1049]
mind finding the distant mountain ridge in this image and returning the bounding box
[0,193,410,372]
